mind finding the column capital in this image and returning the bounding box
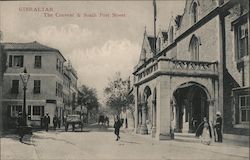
[207,99,215,105]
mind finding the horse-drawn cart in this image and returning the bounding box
[65,114,83,132]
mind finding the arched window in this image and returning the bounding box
[189,35,199,61]
[158,38,161,51]
[192,2,198,24]
[169,26,174,43]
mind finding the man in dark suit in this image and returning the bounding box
[215,111,223,142]
[43,113,50,132]
[114,116,122,141]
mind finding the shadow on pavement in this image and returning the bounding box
[1,132,34,146]
[32,134,77,146]
[86,123,114,133]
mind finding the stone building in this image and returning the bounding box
[133,0,249,140]
[2,41,67,128]
[62,61,78,118]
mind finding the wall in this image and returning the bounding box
[176,16,220,62]
[178,0,218,36]
[223,3,249,135]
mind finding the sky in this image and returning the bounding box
[0,0,185,103]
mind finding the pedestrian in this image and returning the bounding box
[114,116,122,141]
[200,117,212,145]
[195,119,205,138]
[17,112,25,142]
[44,113,50,132]
[53,115,58,130]
[57,117,61,129]
[214,111,223,142]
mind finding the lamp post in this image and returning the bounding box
[20,67,30,126]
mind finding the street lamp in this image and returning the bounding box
[20,67,30,126]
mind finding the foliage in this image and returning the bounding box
[78,84,99,112]
[104,72,134,116]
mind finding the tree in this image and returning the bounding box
[78,84,99,123]
[104,72,135,127]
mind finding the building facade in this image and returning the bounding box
[62,61,78,118]
[133,0,249,140]
[2,41,67,128]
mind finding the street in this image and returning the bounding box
[1,124,249,160]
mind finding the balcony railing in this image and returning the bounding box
[134,58,218,83]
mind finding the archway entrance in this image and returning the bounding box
[172,83,209,133]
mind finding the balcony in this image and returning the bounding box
[134,57,218,84]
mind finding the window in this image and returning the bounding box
[236,22,248,60]
[239,95,250,123]
[169,26,174,43]
[13,56,23,67]
[9,55,12,67]
[56,82,63,97]
[11,80,19,94]
[192,2,198,24]
[8,55,23,67]
[56,59,60,70]
[11,105,22,117]
[34,80,41,94]
[34,56,41,68]
[189,35,199,61]
[33,106,40,116]
[32,106,44,116]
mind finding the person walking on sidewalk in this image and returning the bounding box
[44,113,50,132]
[214,111,223,142]
[53,115,58,130]
[200,117,212,145]
[114,116,122,141]
[17,112,25,142]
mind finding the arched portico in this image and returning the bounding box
[172,82,212,134]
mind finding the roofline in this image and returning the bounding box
[134,0,237,74]
[3,42,67,61]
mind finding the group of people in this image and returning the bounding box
[41,113,61,132]
[195,111,223,145]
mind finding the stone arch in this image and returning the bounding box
[173,81,211,101]
[171,81,212,133]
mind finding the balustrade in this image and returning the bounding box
[135,58,218,83]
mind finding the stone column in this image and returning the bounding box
[140,102,148,134]
[151,99,156,137]
[136,104,141,134]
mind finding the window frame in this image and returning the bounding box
[32,106,41,116]
[233,16,248,62]
[192,2,198,24]
[34,55,42,68]
[11,80,19,94]
[13,55,23,67]
[33,80,41,94]
[189,35,200,61]
[239,95,250,123]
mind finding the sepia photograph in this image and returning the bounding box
[0,0,249,159]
